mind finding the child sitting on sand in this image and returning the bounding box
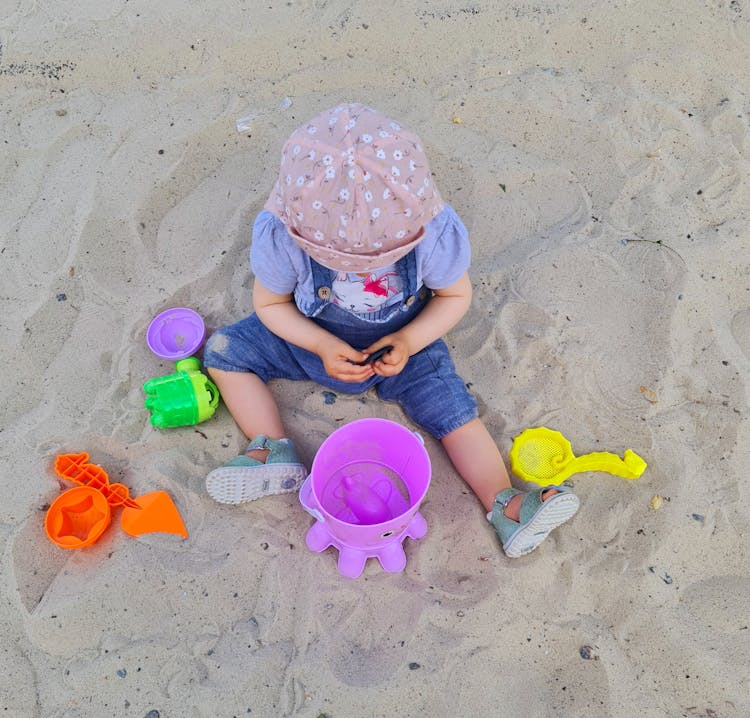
[202,103,579,557]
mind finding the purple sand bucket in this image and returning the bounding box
[299,418,431,578]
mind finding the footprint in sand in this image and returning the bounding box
[314,584,425,687]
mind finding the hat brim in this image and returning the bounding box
[287,226,426,273]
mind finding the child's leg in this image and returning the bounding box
[202,317,309,503]
[207,368,285,461]
[440,417,511,510]
[203,367,307,503]
[440,417,557,518]
[441,418,580,557]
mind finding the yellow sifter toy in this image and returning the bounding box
[510,427,647,486]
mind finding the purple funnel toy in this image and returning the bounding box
[147,307,206,361]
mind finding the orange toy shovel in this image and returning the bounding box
[49,452,188,546]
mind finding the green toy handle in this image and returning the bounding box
[175,356,201,372]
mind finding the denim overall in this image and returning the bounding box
[203,252,477,439]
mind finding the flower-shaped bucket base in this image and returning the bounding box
[304,512,427,579]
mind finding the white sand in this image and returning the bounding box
[3,1,749,716]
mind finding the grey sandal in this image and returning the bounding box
[205,435,307,504]
[488,486,580,558]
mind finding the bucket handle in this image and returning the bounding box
[298,475,325,523]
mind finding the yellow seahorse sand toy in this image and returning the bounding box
[510,427,647,486]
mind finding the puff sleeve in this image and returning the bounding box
[249,210,303,294]
[418,204,471,289]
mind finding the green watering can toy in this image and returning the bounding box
[143,357,219,428]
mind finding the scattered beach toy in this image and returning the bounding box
[509,427,647,485]
[143,357,219,428]
[45,486,111,548]
[143,308,220,428]
[147,307,206,361]
[45,452,188,548]
[299,418,430,579]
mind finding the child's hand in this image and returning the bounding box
[365,333,411,377]
[317,338,375,383]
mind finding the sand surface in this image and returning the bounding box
[3,1,750,716]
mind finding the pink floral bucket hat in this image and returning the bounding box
[264,103,444,272]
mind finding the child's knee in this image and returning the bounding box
[202,330,245,373]
[204,331,230,359]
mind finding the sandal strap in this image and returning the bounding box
[490,485,569,521]
[518,485,569,524]
[495,486,524,508]
[246,435,270,451]
[246,435,296,452]
[244,435,301,466]
[493,487,524,510]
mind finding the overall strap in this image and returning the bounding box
[309,256,334,312]
[395,249,419,298]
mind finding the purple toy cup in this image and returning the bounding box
[146,307,206,361]
[299,418,431,578]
